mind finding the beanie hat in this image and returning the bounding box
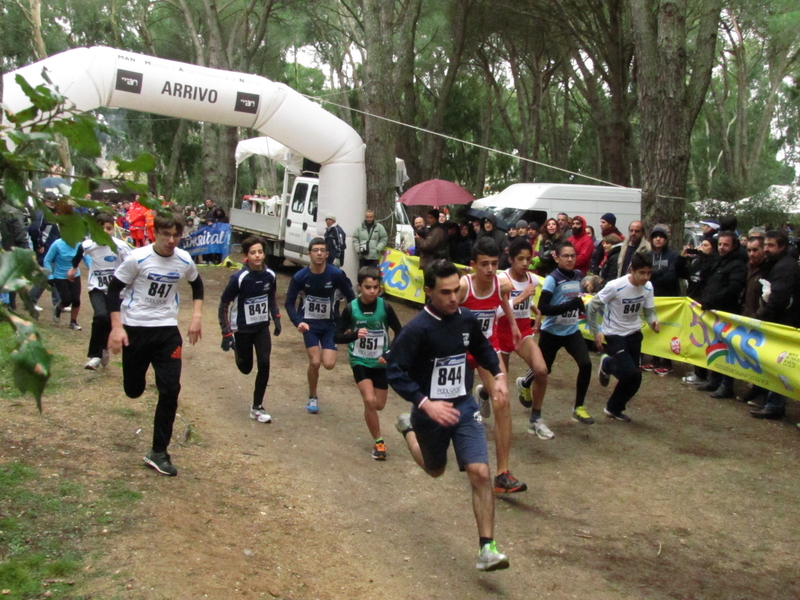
[651,223,670,238]
[515,219,528,229]
[600,213,617,226]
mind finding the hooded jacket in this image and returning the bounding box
[479,214,508,251]
[649,225,682,297]
[566,215,593,275]
[701,246,747,314]
[757,250,800,327]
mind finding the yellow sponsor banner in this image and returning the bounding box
[379,248,799,399]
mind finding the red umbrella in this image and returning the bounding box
[398,179,476,207]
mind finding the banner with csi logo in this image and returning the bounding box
[379,248,800,400]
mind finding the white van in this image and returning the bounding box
[472,183,641,233]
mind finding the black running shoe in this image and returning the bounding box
[144,450,178,476]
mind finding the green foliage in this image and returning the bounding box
[1,73,154,407]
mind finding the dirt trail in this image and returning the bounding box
[5,265,800,600]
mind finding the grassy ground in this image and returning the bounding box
[0,322,143,600]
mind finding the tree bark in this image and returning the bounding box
[628,0,721,237]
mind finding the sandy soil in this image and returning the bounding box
[3,264,800,600]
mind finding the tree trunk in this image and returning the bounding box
[164,119,188,201]
[202,124,238,213]
[628,0,721,237]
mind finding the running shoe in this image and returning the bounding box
[641,363,655,372]
[63,306,72,312]
[34,305,43,312]
[476,540,509,571]
[101,349,110,367]
[654,366,672,376]
[250,406,272,423]
[527,418,555,440]
[572,406,595,424]
[84,357,102,371]
[69,321,82,331]
[493,471,527,493]
[682,373,705,385]
[395,413,412,436]
[516,376,533,408]
[603,407,632,422]
[476,384,492,418]
[371,442,387,460]
[143,450,178,476]
[306,397,319,414]
[597,354,610,387]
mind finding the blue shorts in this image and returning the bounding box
[302,321,337,351]
[410,396,488,472]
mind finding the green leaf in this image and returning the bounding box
[3,310,52,411]
[69,178,91,199]
[2,171,29,207]
[53,118,101,158]
[85,218,115,251]
[56,210,87,246]
[114,153,157,173]
[6,105,39,125]
[118,181,150,195]
[0,249,46,294]
[14,74,60,112]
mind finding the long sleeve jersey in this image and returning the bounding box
[387,305,501,407]
[218,266,280,334]
[284,264,355,326]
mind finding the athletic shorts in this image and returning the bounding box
[466,333,501,370]
[497,320,534,354]
[351,364,388,389]
[302,321,337,350]
[410,396,488,472]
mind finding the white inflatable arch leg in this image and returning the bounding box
[2,46,366,280]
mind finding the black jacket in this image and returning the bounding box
[757,252,800,327]
[700,247,747,314]
[650,247,682,297]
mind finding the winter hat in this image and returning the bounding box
[651,223,670,238]
[325,213,336,221]
[600,213,617,226]
[516,219,528,230]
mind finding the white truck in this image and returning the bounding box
[229,173,414,269]
[472,183,642,233]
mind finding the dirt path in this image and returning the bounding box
[4,265,800,600]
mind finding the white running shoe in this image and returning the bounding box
[84,357,102,371]
[527,418,555,440]
[476,541,509,571]
[476,384,492,418]
[395,413,412,435]
[250,406,272,423]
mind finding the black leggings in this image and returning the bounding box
[234,326,272,408]
[122,326,182,454]
[88,289,110,359]
[603,331,643,413]
[54,278,81,310]
[538,329,592,408]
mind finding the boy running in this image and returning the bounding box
[496,238,552,439]
[44,238,84,330]
[218,236,282,424]
[458,237,525,494]
[107,213,203,477]
[536,242,595,424]
[387,259,510,571]
[285,237,355,414]
[335,266,403,460]
[587,252,659,422]
[68,212,132,370]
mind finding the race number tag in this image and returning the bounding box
[472,309,496,338]
[511,290,531,320]
[304,295,331,320]
[621,298,643,320]
[353,330,385,359]
[556,308,579,326]
[244,294,270,325]
[93,268,115,290]
[430,354,467,399]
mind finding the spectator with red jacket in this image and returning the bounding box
[567,215,594,274]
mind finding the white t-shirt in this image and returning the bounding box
[82,238,132,292]
[114,245,199,327]
[596,275,655,337]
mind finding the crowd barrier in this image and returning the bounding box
[379,248,800,400]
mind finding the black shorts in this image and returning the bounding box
[351,364,388,389]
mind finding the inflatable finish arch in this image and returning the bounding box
[2,46,366,279]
